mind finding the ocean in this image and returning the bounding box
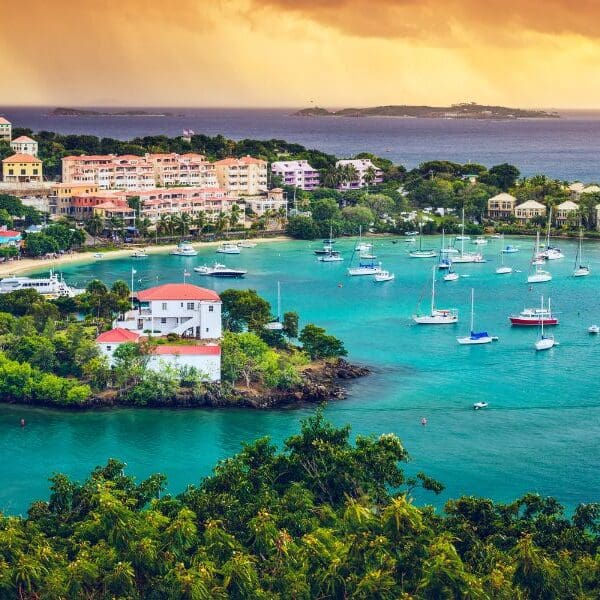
[1,237,599,514]
[3,106,600,180]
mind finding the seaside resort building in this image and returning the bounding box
[271,160,320,190]
[555,201,579,227]
[514,200,546,223]
[487,192,517,219]
[214,156,268,196]
[2,154,43,183]
[10,136,38,157]
[335,159,383,190]
[0,117,11,142]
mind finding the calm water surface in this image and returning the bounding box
[2,237,600,514]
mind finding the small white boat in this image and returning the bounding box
[360,252,377,260]
[473,401,488,410]
[171,241,198,256]
[490,233,502,239]
[472,236,488,245]
[573,229,590,277]
[237,240,257,248]
[404,237,416,244]
[405,231,419,236]
[374,270,394,282]
[527,232,551,283]
[496,241,513,274]
[440,229,459,255]
[413,266,458,324]
[409,223,436,258]
[544,247,564,260]
[217,242,241,255]
[194,263,247,278]
[265,281,284,330]
[534,296,556,351]
[443,271,459,281]
[318,251,344,262]
[131,249,148,258]
[93,253,104,259]
[502,245,520,254]
[457,289,497,345]
[348,262,382,276]
[455,234,470,241]
[588,325,599,334]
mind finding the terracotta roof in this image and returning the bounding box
[0,230,21,237]
[136,283,220,302]
[215,156,266,166]
[94,201,133,210]
[0,117,10,125]
[2,153,42,164]
[96,328,140,343]
[152,344,221,356]
[11,135,36,144]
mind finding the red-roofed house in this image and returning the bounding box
[96,328,141,363]
[115,283,222,339]
[0,117,11,142]
[2,153,43,183]
[0,227,22,245]
[10,135,38,157]
[214,155,267,195]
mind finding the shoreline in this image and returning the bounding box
[0,235,292,278]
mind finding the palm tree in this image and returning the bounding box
[342,164,360,188]
[323,166,343,189]
[192,212,207,238]
[364,166,377,193]
[86,214,103,245]
[215,212,228,234]
[229,204,241,230]
[157,214,172,238]
[176,213,191,237]
[108,216,124,240]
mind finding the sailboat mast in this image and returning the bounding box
[540,295,544,337]
[277,281,281,321]
[461,208,465,255]
[470,288,474,332]
[431,266,435,315]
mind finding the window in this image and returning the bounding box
[208,305,214,312]
[106,346,112,351]
[21,169,26,175]
[161,317,167,324]
[162,302,167,310]
[187,302,194,310]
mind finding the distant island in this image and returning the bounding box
[294,102,560,120]
[50,107,174,117]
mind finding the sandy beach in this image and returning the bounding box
[0,236,291,278]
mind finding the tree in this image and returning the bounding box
[342,205,374,230]
[282,311,299,339]
[286,215,319,240]
[220,289,272,332]
[480,163,520,191]
[299,324,347,359]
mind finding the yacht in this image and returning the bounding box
[131,249,148,258]
[409,223,436,258]
[374,270,394,282]
[443,270,459,281]
[527,231,552,283]
[413,266,458,324]
[318,250,344,262]
[194,263,247,278]
[509,305,558,327]
[348,261,383,276]
[496,240,513,274]
[0,270,84,298]
[472,236,488,245]
[452,209,484,263]
[588,325,600,334]
[217,242,241,254]
[502,244,520,254]
[573,229,590,277]
[171,241,198,256]
[237,240,257,248]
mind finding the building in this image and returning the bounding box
[246,188,288,217]
[49,183,101,216]
[0,117,11,142]
[335,159,383,190]
[582,185,600,195]
[10,136,38,157]
[93,200,136,229]
[271,160,320,190]
[514,200,546,223]
[2,154,43,183]
[0,228,22,245]
[214,156,268,196]
[70,190,126,220]
[487,192,517,219]
[555,200,579,227]
[115,283,222,339]
[145,153,217,188]
[95,328,221,381]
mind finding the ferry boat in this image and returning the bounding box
[194,263,247,278]
[171,242,198,256]
[509,306,559,327]
[0,270,84,298]
[216,242,241,255]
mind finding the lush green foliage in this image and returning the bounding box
[24,223,85,256]
[1,413,598,598]
[299,324,348,359]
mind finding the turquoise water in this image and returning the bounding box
[2,237,600,514]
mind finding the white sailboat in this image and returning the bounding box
[527,231,552,283]
[374,270,395,282]
[457,289,497,344]
[573,228,590,277]
[265,281,284,330]
[413,266,458,324]
[534,296,556,351]
[440,229,459,254]
[355,226,371,252]
[409,223,436,258]
[496,236,513,274]
[541,207,564,260]
[452,208,484,263]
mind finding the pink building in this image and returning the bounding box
[271,160,320,190]
[144,153,217,188]
[336,159,384,190]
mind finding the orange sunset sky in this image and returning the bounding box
[2,0,600,108]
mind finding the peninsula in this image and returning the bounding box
[294,102,560,119]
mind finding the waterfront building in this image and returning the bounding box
[271,160,320,190]
[10,136,38,157]
[335,158,383,190]
[145,153,217,188]
[582,184,600,194]
[93,200,136,229]
[555,200,579,227]
[115,283,222,339]
[514,200,546,223]
[245,188,287,217]
[0,228,22,245]
[70,190,126,220]
[214,156,268,195]
[0,117,11,142]
[2,154,43,183]
[487,192,517,219]
[49,183,100,216]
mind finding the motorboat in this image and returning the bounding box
[217,242,241,254]
[318,251,344,262]
[502,245,520,254]
[457,288,497,345]
[473,402,488,410]
[374,270,395,282]
[472,236,488,245]
[443,270,459,281]
[535,297,556,351]
[194,263,247,278]
[347,261,383,276]
[0,270,84,298]
[413,265,458,324]
[509,305,558,327]
[131,249,148,258]
[405,231,419,236]
[237,240,257,248]
[171,241,198,256]
[588,325,600,334]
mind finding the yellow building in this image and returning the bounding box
[49,183,100,216]
[214,156,267,196]
[2,153,43,183]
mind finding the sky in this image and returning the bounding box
[2,0,600,108]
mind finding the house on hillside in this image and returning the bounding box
[514,200,546,223]
[555,200,579,227]
[10,136,38,157]
[487,192,516,219]
[2,154,43,183]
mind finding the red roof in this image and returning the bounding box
[0,230,21,237]
[96,328,140,343]
[0,117,10,125]
[2,153,41,164]
[152,345,221,356]
[11,135,35,143]
[136,283,220,302]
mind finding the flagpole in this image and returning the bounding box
[131,267,136,310]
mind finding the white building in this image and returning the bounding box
[0,117,11,142]
[271,160,320,190]
[115,283,222,339]
[336,159,383,190]
[10,136,38,157]
[96,327,142,364]
[246,188,287,216]
[555,200,579,226]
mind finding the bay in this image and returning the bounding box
[2,237,600,514]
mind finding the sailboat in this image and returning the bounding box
[451,209,484,263]
[573,228,590,277]
[527,231,552,283]
[409,223,436,258]
[355,225,371,252]
[457,289,497,344]
[318,226,344,262]
[359,239,377,260]
[541,207,564,260]
[440,229,459,254]
[413,265,458,324]
[496,236,513,274]
[534,296,556,351]
[265,281,284,330]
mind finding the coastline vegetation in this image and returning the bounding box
[1,413,598,598]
